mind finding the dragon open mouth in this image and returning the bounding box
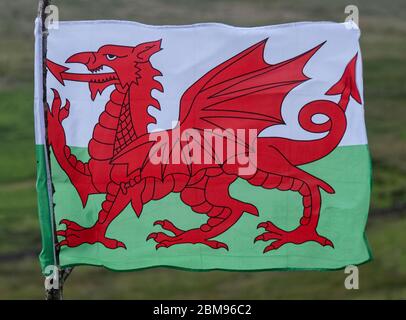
[46,59,120,100]
[89,65,104,73]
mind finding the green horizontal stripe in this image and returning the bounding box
[35,145,55,273]
[37,144,372,271]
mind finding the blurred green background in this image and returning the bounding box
[0,0,405,299]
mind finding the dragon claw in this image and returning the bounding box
[254,232,281,243]
[323,239,334,248]
[59,219,84,231]
[146,232,157,241]
[257,221,278,231]
[215,242,229,251]
[156,242,169,250]
[59,99,70,121]
[47,89,71,146]
[257,222,266,229]
[58,240,68,248]
[255,221,335,253]
[57,219,127,249]
[56,230,66,237]
[49,89,70,122]
[153,219,183,235]
[254,234,264,243]
[116,241,127,249]
[263,244,277,253]
[59,218,69,226]
[148,219,230,250]
[262,239,285,253]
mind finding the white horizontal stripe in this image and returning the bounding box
[37,20,366,147]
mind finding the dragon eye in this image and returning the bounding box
[106,54,117,61]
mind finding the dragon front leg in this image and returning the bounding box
[147,174,258,251]
[57,181,136,249]
[47,89,97,206]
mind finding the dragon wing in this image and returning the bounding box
[178,39,324,134]
[112,40,324,178]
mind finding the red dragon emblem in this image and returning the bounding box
[46,39,361,253]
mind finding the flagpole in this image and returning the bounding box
[38,0,73,300]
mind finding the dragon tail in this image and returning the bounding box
[263,54,362,166]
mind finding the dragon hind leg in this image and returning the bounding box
[251,146,335,253]
[255,183,334,253]
[147,173,258,250]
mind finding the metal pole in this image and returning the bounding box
[38,0,73,300]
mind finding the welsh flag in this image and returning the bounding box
[34,19,371,272]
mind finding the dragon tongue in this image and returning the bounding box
[46,58,119,99]
[46,59,69,85]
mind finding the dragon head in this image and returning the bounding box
[47,40,162,100]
